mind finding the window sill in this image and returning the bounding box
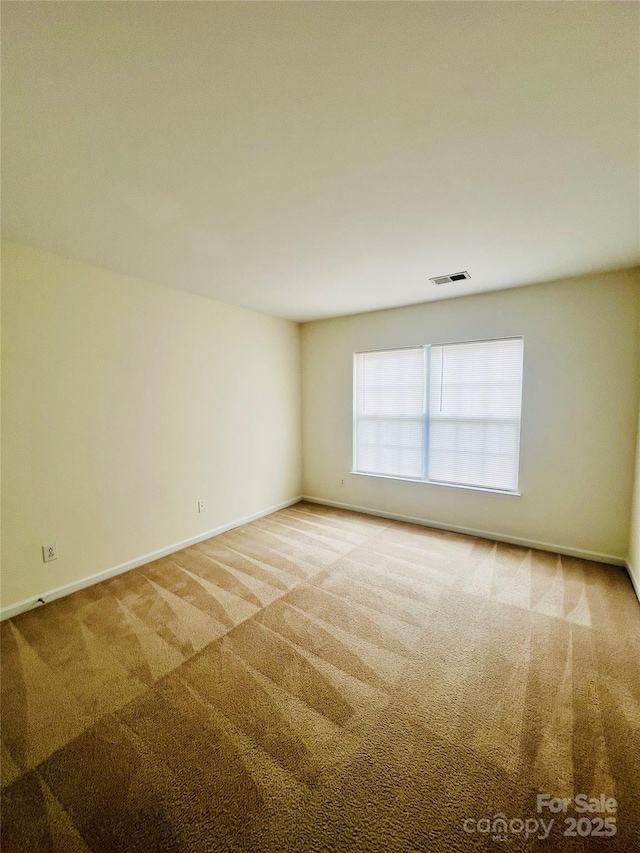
[349,470,521,497]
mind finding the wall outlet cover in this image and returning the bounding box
[43,543,57,562]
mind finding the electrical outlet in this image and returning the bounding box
[341,478,346,487]
[198,501,205,513]
[43,543,57,562]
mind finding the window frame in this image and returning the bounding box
[352,336,524,496]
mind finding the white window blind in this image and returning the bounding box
[353,337,523,493]
[354,348,425,479]
[428,338,523,491]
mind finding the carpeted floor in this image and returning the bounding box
[1,501,639,852]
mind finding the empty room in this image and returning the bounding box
[1,2,639,851]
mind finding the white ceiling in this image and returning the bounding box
[2,2,639,322]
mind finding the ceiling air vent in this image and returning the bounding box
[430,271,471,285]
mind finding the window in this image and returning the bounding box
[353,337,523,493]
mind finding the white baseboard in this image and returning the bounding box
[0,496,302,621]
[625,560,640,604]
[301,495,628,567]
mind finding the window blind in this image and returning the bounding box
[353,337,523,492]
[354,348,425,479]
[428,338,523,491]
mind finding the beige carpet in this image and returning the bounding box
[1,501,639,851]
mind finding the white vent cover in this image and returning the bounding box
[430,271,471,285]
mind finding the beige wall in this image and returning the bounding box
[628,406,640,597]
[2,245,638,614]
[1,242,302,611]
[301,270,640,562]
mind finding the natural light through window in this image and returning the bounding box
[353,337,524,493]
